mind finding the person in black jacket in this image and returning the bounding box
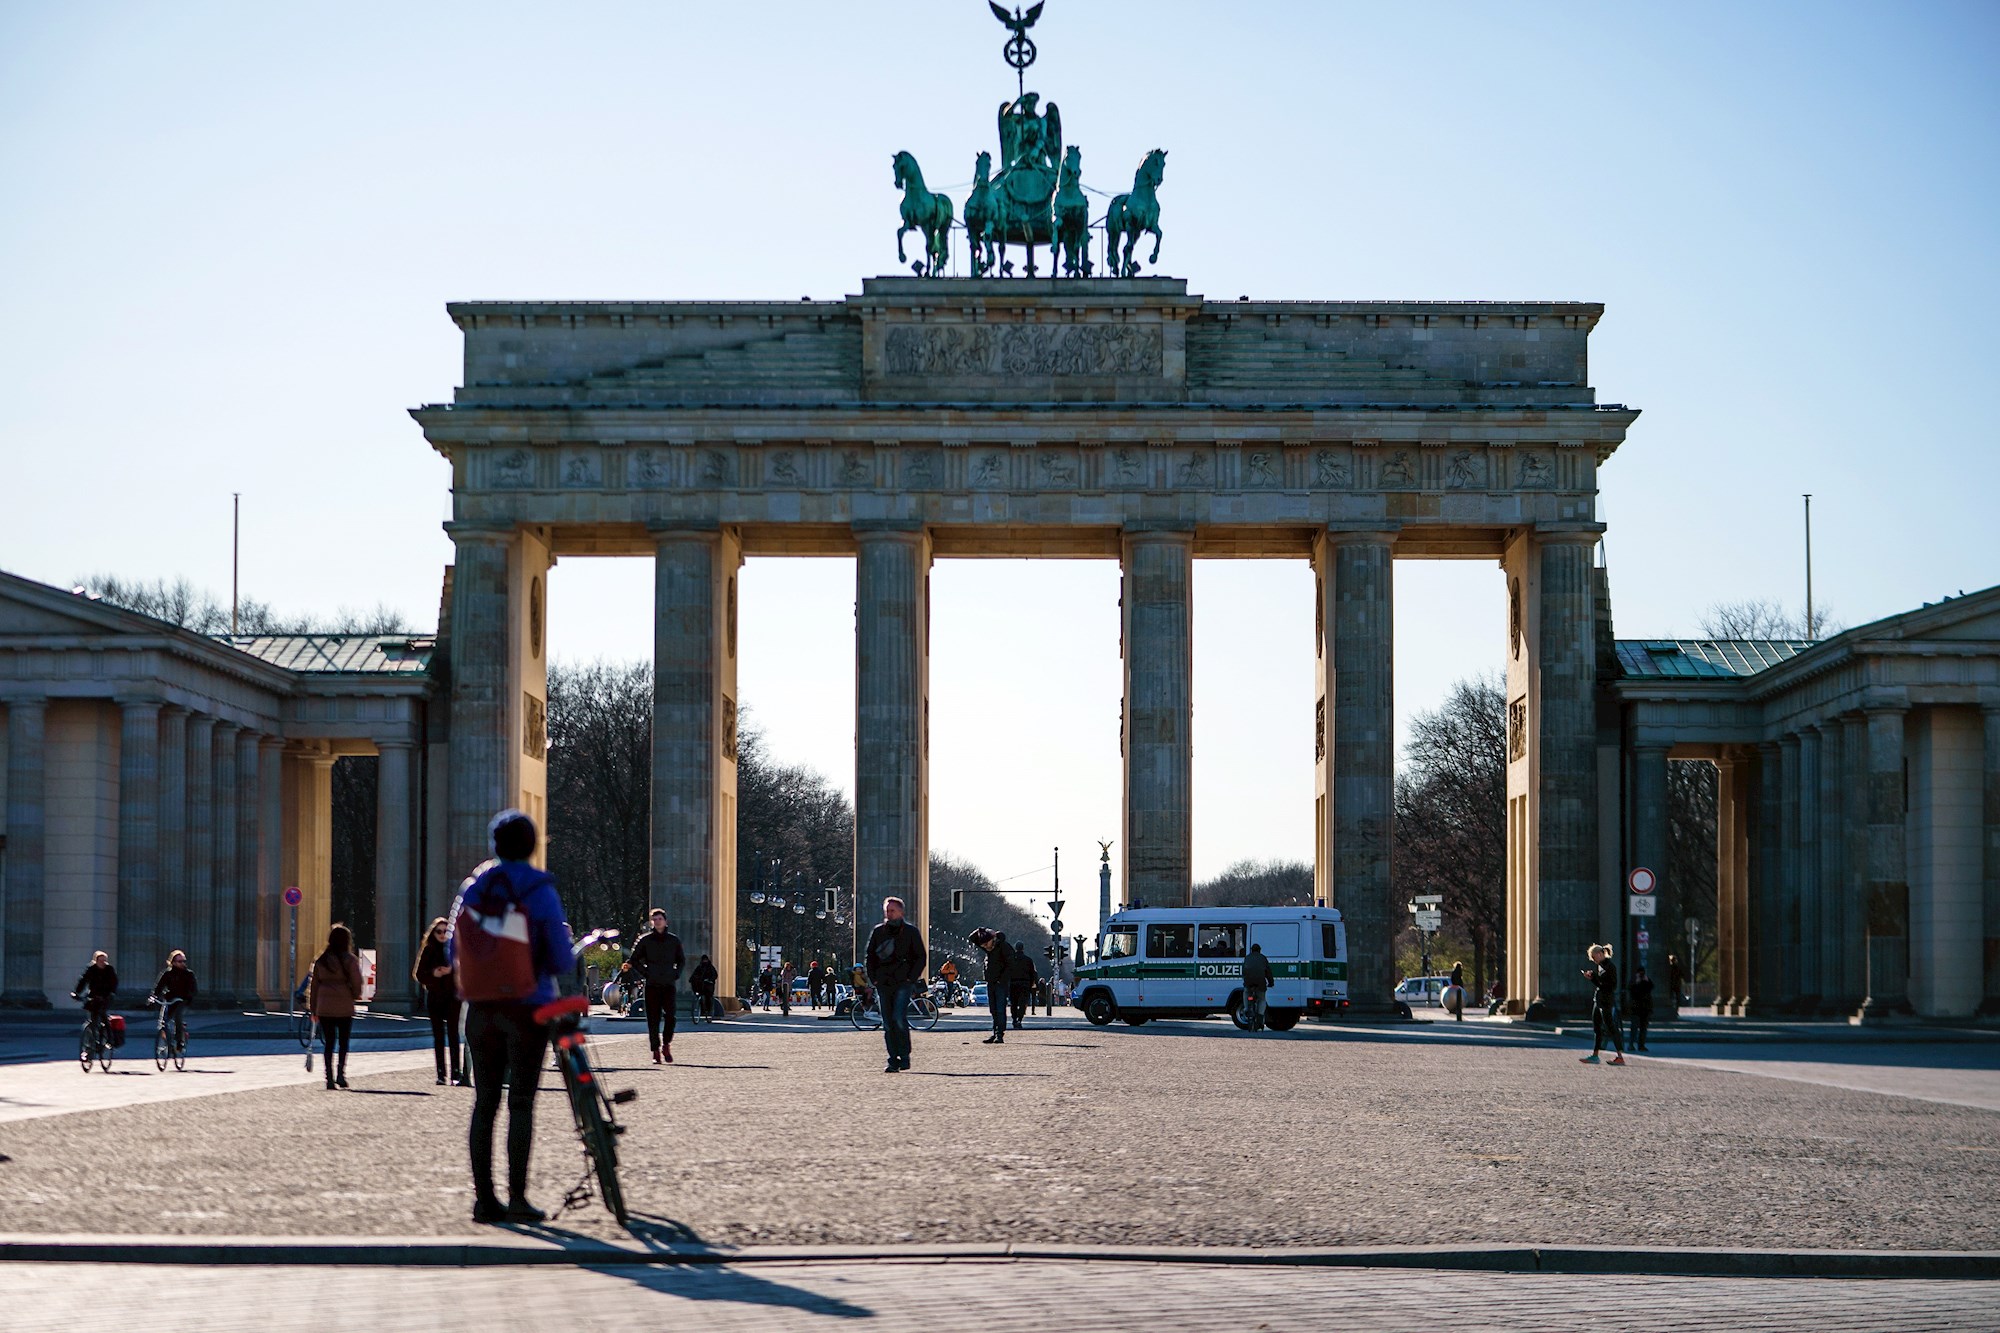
[1580,944,1626,1065]
[689,954,719,1019]
[72,952,118,1026]
[1627,964,1655,1053]
[864,896,927,1073]
[973,928,1011,1043]
[150,950,198,1050]
[413,917,464,1086]
[1007,942,1038,1030]
[622,909,686,1065]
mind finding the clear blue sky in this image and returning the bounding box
[4,2,1996,932]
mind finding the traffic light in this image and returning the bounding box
[951,888,965,913]
[1046,944,1058,960]
[823,887,837,913]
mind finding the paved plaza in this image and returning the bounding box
[1,1009,1997,1255]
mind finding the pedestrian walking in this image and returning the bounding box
[863,896,927,1073]
[690,953,719,1020]
[972,928,1010,1043]
[413,917,464,1086]
[449,808,576,1225]
[807,959,826,1010]
[758,963,776,1010]
[150,950,197,1050]
[308,924,364,1090]
[779,960,796,1016]
[1007,941,1037,1030]
[1666,953,1686,1019]
[1240,942,1273,1030]
[1448,960,1466,1022]
[1627,964,1655,1053]
[1579,943,1626,1066]
[622,908,685,1065]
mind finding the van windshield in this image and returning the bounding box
[1102,929,1138,960]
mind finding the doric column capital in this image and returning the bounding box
[1319,526,1399,547]
[1860,686,1910,716]
[113,695,164,716]
[442,521,517,544]
[1532,527,1605,547]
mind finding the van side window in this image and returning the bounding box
[1250,922,1299,958]
[1102,929,1138,960]
[1146,924,1194,959]
[1321,924,1339,957]
[1198,924,1245,958]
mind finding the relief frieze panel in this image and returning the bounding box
[881,322,1163,377]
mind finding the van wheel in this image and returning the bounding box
[1121,1014,1149,1026]
[1265,1009,1300,1032]
[1228,996,1253,1031]
[1083,992,1116,1027]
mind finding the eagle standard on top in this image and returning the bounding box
[1070,906,1348,1031]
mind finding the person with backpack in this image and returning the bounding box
[413,916,464,1086]
[448,809,576,1225]
[307,924,364,1090]
[621,908,685,1065]
[689,953,719,1020]
[863,895,927,1073]
[1240,942,1274,1031]
[1007,941,1038,1030]
[972,928,1011,1044]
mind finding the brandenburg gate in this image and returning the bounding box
[412,276,1637,1012]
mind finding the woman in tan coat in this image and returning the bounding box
[308,923,364,1090]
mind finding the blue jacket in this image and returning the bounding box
[448,859,576,1007]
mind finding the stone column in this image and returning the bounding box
[234,730,262,1005]
[116,699,163,982]
[1841,713,1869,1006]
[651,526,741,995]
[1982,705,2000,1014]
[209,722,241,1002]
[1630,744,1670,987]
[1776,732,1802,1009]
[157,707,187,964]
[446,526,515,879]
[855,525,932,948]
[373,740,415,1014]
[1858,703,1911,1019]
[1797,725,1822,1010]
[1122,528,1195,909]
[1747,741,1782,1014]
[1712,756,1736,1012]
[1816,720,1847,1013]
[1535,533,1601,1013]
[257,736,285,1006]
[3,700,48,1006]
[183,714,216,982]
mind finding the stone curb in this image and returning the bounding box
[1,1235,1995,1280]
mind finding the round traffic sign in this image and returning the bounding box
[283,885,303,908]
[1049,920,1063,935]
[1627,867,1656,894]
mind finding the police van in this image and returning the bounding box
[1071,906,1347,1031]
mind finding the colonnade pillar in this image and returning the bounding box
[1814,720,1846,1012]
[373,740,416,1013]
[1984,705,2000,1014]
[1858,702,1911,1019]
[257,736,285,1005]
[283,750,335,987]
[3,700,48,1005]
[1776,732,1801,1008]
[651,525,741,996]
[1714,752,1750,1013]
[158,707,187,975]
[210,722,241,1002]
[234,730,263,1005]
[1629,745,1670,985]
[184,715,216,976]
[1840,713,1869,1007]
[855,525,931,947]
[1797,727,1823,1010]
[116,699,162,984]
[1122,528,1193,909]
[1314,530,1394,1012]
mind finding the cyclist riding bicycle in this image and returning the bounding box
[150,950,198,1048]
[72,951,118,1025]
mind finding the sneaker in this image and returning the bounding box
[503,1199,546,1225]
[452,1073,470,1087]
[436,1076,447,1086]
[1579,1054,1600,1063]
[898,1058,911,1071]
[1607,1055,1626,1066]
[335,1074,349,1089]
[884,1060,901,1074]
[663,1045,673,1064]
[472,1197,506,1225]
[982,1035,1000,1044]
[652,1049,662,1065]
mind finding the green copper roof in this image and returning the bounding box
[220,634,434,675]
[1613,639,1809,680]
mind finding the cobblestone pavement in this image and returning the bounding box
[1,1011,1997,1252]
[4,1258,1997,1331]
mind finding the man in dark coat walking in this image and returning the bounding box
[864,896,927,1073]
[623,908,685,1065]
[1007,942,1038,1029]
[973,928,1012,1043]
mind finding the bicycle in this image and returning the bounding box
[292,979,313,1050]
[848,985,939,1032]
[75,998,113,1072]
[536,928,634,1225]
[151,996,189,1070]
[689,989,718,1024]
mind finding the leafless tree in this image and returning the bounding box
[1193,858,1313,908]
[77,573,414,636]
[1393,674,1507,996]
[1698,599,1841,640]
[545,660,654,935]
[1667,758,1718,986]
[330,756,377,948]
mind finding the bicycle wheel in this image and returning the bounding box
[558,1044,629,1224]
[295,1010,313,1050]
[850,995,882,1030]
[911,996,940,1031]
[79,1025,94,1072]
[173,1033,188,1071]
[97,1035,113,1071]
[155,1027,170,1071]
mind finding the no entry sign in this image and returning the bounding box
[1628,867,1656,895]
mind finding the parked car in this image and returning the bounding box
[971,983,988,1007]
[1394,975,1452,1007]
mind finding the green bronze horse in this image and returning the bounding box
[1053,145,1092,277]
[893,151,953,278]
[963,150,1000,277]
[1106,148,1166,277]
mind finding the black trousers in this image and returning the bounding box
[319,1015,353,1074]
[429,1002,462,1078]
[1591,1000,1624,1055]
[466,1001,550,1204]
[644,982,678,1050]
[988,991,1008,1036]
[1009,986,1031,1027]
[1628,1008,1651,1049]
